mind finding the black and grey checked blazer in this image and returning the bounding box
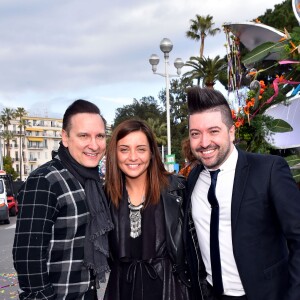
[13,157,94,299]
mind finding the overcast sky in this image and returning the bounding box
[0,0,285,124]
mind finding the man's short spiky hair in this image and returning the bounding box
[187,86,234,128]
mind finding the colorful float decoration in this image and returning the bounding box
[223,20,300,151]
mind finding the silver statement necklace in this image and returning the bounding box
[128,195,145,239]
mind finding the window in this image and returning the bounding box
[54,140,59,150]
[0,180,4,194]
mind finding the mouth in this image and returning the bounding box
[202,149,215,155]
[196,147,218,157]
[84,152,98,157]
[126,164,141,169]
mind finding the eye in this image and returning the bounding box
[79,133,88,139]
[119,147,129,153]
[190,132,199,138]
[137,147,147,153]
[97,134,106,140]
[210,129,220,134]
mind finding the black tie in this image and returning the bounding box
[208,170,223,296]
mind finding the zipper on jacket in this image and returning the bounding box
[188,208,204,300]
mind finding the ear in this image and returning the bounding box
[229,125,235,143]
[61,130,69,147]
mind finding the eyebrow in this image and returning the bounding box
[118,144,148,147]
[77,132,106,135]
[189,126,221,132]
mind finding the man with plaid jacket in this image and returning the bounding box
[13,100,113,299]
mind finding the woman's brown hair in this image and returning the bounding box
[105,119,169,207]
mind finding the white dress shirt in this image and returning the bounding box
[191,147,245,296]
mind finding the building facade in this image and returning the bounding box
[1,115,112,181]
[1,116,62,181]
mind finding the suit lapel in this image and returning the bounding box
[231,150,249,232]
[187,164,204,200]
[183,164,203,244]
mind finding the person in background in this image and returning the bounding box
[104,119,191,300]
[178,137,199,178]
[99,154,106,180]
[183,87,300,300]
[13,99,113,299]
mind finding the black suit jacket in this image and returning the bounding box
[183,149,300,300]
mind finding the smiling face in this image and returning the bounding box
[189,110,235,170]
[117,130,151,181]
[61,113,106,168]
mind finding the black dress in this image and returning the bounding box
[104,190,190,300]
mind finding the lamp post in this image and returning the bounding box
[149,38,184,159]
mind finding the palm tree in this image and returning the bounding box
[146,118,167,146]
[182,56,204,85]
[0,116,6,158]
[1,130,15,158]
[198,56,227,88]
[15,107,28,180]
[1,108,15,158]
[183,55,227,89]
[186,14,220,58]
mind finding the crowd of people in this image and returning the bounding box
[12,87,300,300]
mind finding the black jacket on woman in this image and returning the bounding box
[104,174,191,300]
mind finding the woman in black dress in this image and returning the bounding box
[104,119,191,300]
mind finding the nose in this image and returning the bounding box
[88,137,99,151]
[199,133,211,148]
[128,150,138,161]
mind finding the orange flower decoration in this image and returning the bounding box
[248,70,257,76]
[276,74,285,82]
[235,118,244,128]
[246,98,255,107]
[259,80,266,88]
[289,41,298,53]
[231,109,236,119]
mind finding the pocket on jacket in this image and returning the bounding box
[264,256,288,279]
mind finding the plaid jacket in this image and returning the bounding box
[13,157,93,300]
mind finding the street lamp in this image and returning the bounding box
[149,38,184,159]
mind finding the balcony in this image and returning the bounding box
[27,144,44,149]
[28,157,37,162]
